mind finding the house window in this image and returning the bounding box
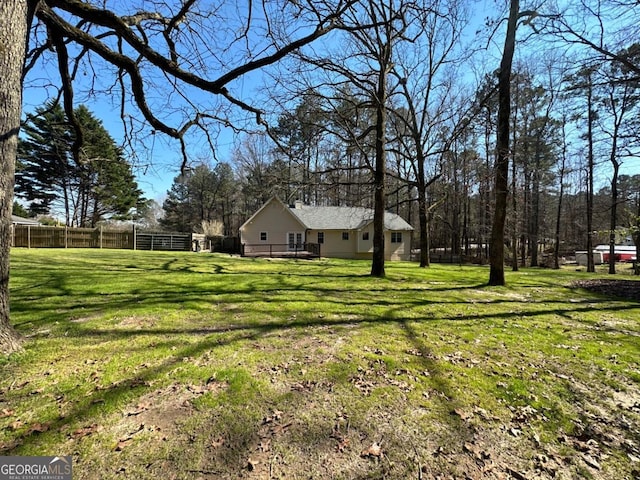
[362,232,369,241]
[260,232,267,242]
[317,232,324,244]
[391,232,402,243]
[342,232,349,241]
[288,232,303,250]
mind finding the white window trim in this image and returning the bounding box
[391,231,402,243]
[287,231,304,250]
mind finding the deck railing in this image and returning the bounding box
[241,242,321,258]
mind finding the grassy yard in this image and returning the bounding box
[1,249,639,479]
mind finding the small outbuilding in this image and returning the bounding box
[240,197,413,261]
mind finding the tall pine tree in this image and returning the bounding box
[16,102,144,226]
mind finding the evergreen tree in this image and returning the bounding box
[16,102,144,226]
[161,175,194,232]
[16,102,71,217]
[11,202,30,218]
[161,162,240,234]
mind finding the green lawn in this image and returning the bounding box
[2,249,639,479]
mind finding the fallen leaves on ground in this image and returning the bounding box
[71,423,101,439]
[211,437,225,449]
[572,279,640,302]
[335,437,350,453]
[126,401,151,416]
[452,408,473,422]
[114,424,150,451]
[360,442,383,458]
[350,359,416,396]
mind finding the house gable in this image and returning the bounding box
[240,197,306,247]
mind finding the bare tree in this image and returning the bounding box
[598,48,640,274]
[541,1,640,78]
[488,0,519,286]
[541,0,640,273]
[554,111,569,269]
[292,0,414,277]
[565,65,599,273]
[1,0,366,354]
[390,0,470,268]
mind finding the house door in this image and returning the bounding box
[287,232,303,251]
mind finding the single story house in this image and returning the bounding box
[240,197,413,261]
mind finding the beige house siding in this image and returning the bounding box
[309,229,357,259]
[240,197,413,260]
[309,227,411,261]
[240,200,305,254]
[386,231,411,261]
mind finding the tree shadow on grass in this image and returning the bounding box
[7,295,638,415]
[3,291,640,480]
[6,253,640,475]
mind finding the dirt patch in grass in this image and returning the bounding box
[71,380,228,480]
[120,381,226,432]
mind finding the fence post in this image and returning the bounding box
[100,226,103,249]
[27,225,31,249]
[132,225,137,250]
[65,227,68,248]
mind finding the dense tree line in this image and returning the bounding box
[13,1,640,270]
[169,57,639,275]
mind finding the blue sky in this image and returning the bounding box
[21,0,277,202]
[22,59,266,204]
[20,0,639,205]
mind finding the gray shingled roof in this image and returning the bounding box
[289,205,413,231]
[11,215,41,226]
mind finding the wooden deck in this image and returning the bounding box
[241,243,321,259]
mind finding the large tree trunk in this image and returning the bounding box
[609,160,620,275]
[416,149,430,268]
[634,196,640,276]
[510,85,519,272]
[370,37,390,278]
[586,80,595,273]
[554,117,568,269]
[489,0,519,286]
[417,182,429,268]
[0,0,28,355]
[530,149,541,267]
[371,62,387,278]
